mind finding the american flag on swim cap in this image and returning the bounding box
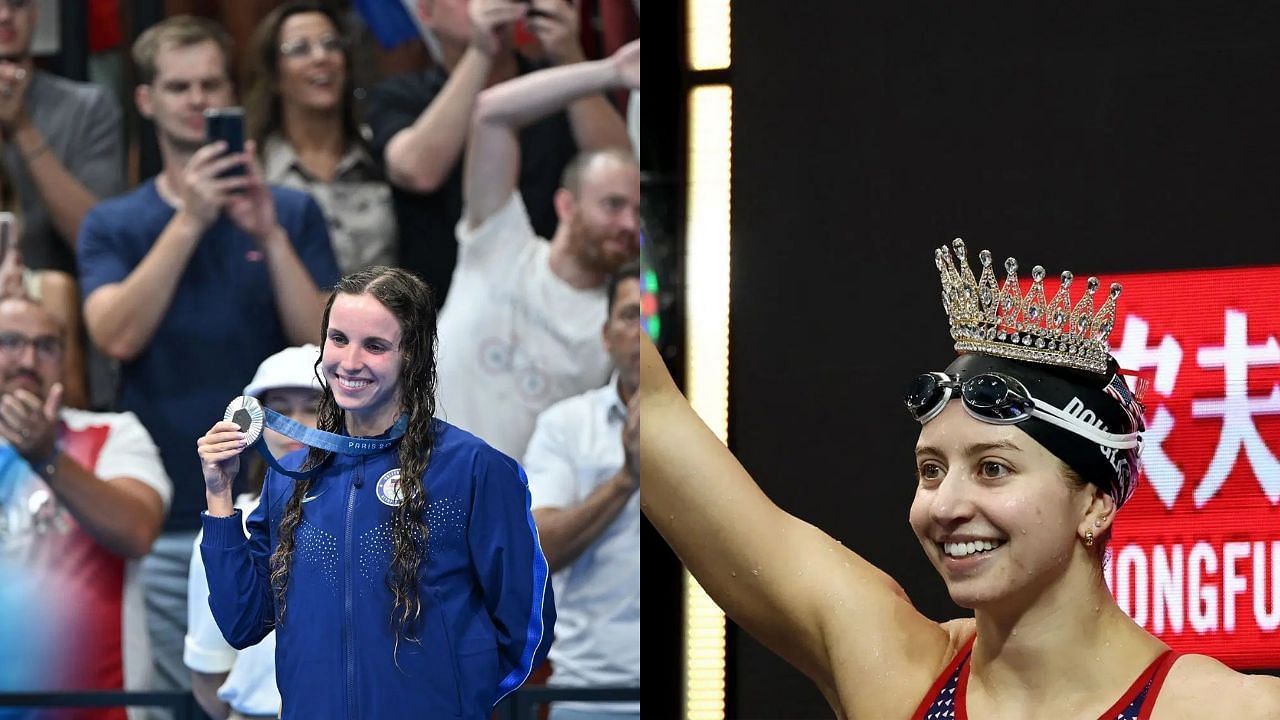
[1106,371,1134,402]
[1105,373,1146,430]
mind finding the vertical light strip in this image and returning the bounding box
[683,84,732,720]
[688,0,731,71]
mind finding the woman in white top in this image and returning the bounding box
[242,1,396,275]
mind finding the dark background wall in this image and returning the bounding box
[645,3,1280,719]
[640,0,685,718]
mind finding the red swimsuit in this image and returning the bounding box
[911,636,1179,720]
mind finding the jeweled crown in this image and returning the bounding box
[934,238,1121,376]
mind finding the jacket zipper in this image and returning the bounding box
[345,459,361,719]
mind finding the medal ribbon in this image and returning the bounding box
[227,395,407,480]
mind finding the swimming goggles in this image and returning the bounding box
[904,371,1140,450]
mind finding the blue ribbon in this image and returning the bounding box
[253,407,408,479]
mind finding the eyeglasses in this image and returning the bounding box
[279,34,348,59]
[0,331,62,361]
[904,371,1140,450]
[612,305,642,325]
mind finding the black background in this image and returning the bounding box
[640,0,686,718]
[645,3,1280,718]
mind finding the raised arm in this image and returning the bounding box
[383,0,528,193]
[463,40,639,231]
[197,420,276,649]
[81,210,203,362]
[525,0,633,152]
[0,386,166,558]
[82,143,246,361]
[224,142,333,346]
[10,87,125,250]
[256,226,327,347]
[639,337,949,709]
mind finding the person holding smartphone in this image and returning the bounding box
[76,15,340,707]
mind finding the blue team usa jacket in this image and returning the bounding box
[201,420,554,719]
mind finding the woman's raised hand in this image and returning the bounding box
[197,420,248,501]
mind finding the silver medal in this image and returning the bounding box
[223,395,265,446]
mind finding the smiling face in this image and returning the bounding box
[908,401,1094,609]
[275,11,345,115]
[562,154,641,275]
[321,292,405,436]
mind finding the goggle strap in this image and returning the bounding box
[1030,402,1141,449]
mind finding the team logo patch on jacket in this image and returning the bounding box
[376,468,403,506]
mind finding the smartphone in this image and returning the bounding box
[0,211,13,260]
[204,106,246,179]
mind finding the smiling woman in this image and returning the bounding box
[638,239,1280,719]
[322,291,406,437]
[195,266,554,718]
[242,1,397,275]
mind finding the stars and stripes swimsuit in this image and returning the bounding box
[911,636,1180,720]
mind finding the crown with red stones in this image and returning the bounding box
[935,238,1122,376]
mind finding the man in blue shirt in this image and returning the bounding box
[77,15,339,711]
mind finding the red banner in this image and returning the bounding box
[1099,265,1280,669]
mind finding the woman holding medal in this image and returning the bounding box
[186,344,323,720]
[640,240,1280,718]
[196,266,553,719]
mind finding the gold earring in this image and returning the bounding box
[1084,530,1095,547]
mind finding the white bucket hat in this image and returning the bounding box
[243,344,323,399]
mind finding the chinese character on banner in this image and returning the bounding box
[1098,266,1280,669]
